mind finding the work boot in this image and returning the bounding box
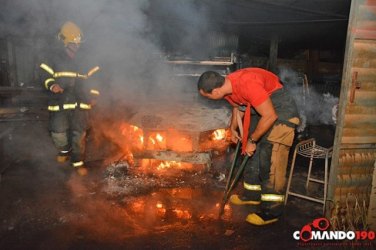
[246,212,279,226]
[229,194,261,205]
[57,151,70,163]
[76,167,88,176]
[72,160,88,176]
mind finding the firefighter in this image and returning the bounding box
[198,68,300,226]
[40,21,100,176]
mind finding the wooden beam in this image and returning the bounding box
[133,150,212,165]
[6,38,17,87]
[268,35,278,73]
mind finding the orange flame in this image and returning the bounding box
[156,133,164,142]
[149,137,156,145]
[212,129,226,140]
[156,202,163,208]
[157,161,182,170]
[172,209,192,219]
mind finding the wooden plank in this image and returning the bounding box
[6,39,17,87]
[268,35,278,73]
[132,150,212,165]
[342,128,376,137]
[334,186,372,200]
[346,105,376,114]
[367,161,376,230]
[353,58,376,68]
[347,90,376,105]
[341,136,376,144]
[359,5,376,21]
[354,39,376,50]
[352,67,376,81]
[344,114,376,127]
[351,166,375,175]
[353,41,376,67]
[339,152,376,167]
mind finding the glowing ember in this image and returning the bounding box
[156,202,163,208]
[146,132,167,150]
[157,161,182,170]
[172,209,192,219]
[120,123,144,150]
[156,133,164,142]
[212,129,226,140]
[149,137,156,145]
[131,200,145,213]
[131,125,139,132]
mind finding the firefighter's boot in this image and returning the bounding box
[76,167,88,176]
[230,182,261,205]
[246,212,279,226]
[57,151,70,163]
[72,160,88,176]
[229,194,261,205]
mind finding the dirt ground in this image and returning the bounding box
[0,120,372,250]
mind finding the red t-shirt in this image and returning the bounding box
[224,68,282,154]
[224,68,282,107]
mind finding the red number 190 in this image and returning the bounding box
[356,231,375,240]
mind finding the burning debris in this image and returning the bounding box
[100,158,234,223]
[102,159,224,198]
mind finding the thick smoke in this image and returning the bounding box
[1,1,228,238]
[1,0,229,141]
[1,0,220,108]
[278,66,339,132]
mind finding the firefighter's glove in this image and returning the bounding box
[50,83,64,93]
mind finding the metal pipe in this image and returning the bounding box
[218,154,250,219]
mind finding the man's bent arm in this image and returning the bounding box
[251,98,278,141]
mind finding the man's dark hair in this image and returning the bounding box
[197,71,225,93]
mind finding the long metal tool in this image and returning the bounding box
[218,109,247,219]
[218,153,250,219]
[225,141,241,192]
[218,140,241,218]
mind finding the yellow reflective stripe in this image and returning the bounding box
[52,71,98,79]
[40,63,55,75]
[79,103,91,109]
[90,89,100,95]
[87,66,100,76]
[63,103,77,109]
[53,72,78,78]
[48,103,78,111]
[44,78,55,90]
[77,74,88,79]
[48,105,60,111]
[243,182,262,191]
[261,194,285,202]
[72,161,84,167]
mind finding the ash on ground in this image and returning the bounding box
[102,160,227,199]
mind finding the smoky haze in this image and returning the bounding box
[1,0,222,108]
[1,0,234,157]
[278,67,339,132]
[1,1,230,238]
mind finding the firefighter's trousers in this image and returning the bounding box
[49,109,90,163]
[242,88,299,217]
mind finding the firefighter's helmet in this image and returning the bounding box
[58,21,83,46]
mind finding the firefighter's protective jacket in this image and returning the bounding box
[40,46,100,112]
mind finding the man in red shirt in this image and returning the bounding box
[198,68,300,226]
